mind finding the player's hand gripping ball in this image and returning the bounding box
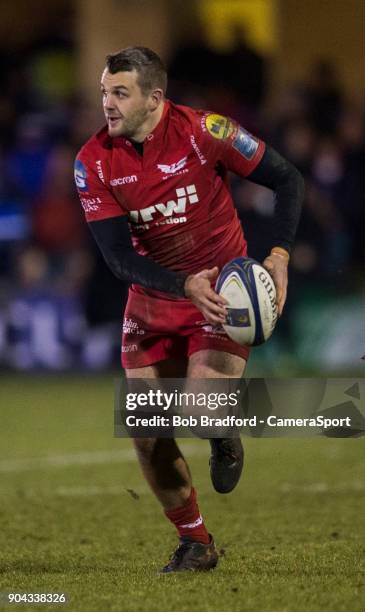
[216,257,278,346]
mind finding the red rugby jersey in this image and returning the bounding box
[74,100,265,293]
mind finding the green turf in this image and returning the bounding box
[0,375,364,611]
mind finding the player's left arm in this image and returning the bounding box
[246,145,305,315]
[196,113,304,315]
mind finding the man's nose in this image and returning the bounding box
[103,94,115,109]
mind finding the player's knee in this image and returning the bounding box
[133,437,158,461]
[133,438,183,467]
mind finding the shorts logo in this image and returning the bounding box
[232,128,259,160]
[74,159,88,192]
[129,184,199,225]
[201,324,227,336]
[122,344,137,353]
[204,114,235,140]
[123,318,145,335]
[111,175,138,186]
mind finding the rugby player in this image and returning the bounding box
[74,47,304,572]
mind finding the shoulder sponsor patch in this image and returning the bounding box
[205,113,235,140]
[232,128,259,160]
[74,159,88,192]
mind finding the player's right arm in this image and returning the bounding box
[74,154,227,323]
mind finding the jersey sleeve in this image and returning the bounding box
[194,111,266,178]
[74,151,127,223]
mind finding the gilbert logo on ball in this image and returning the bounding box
[216,257,278,346]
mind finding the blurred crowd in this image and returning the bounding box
[1,25,365,370]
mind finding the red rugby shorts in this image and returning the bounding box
[121,288,250,369]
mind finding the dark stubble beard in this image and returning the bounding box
[114,104,149,139]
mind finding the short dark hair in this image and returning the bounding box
[105,46,167,95]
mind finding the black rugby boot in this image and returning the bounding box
[160,535,218,573]
[209,437,244,493]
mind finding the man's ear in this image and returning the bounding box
[148,89,164,111]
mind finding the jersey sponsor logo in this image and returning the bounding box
[96,160,105,183]
[74,159,88,191]
[204,113,235,140]
[110,175,138,186]
[190,135,207,165]
[129,184,199,225]
[80,197,101,212]
[157,156,187,175]
[232,128,259,160]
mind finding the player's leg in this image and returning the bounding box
[187,348,246,378]
[126,360,217,572]
[122,294,219,570]
[122,292,194,508]
[126,359,191,510]
[187,349,247,494]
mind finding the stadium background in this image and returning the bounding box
[0,0,365,376]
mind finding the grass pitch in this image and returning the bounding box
[0,374,364,611]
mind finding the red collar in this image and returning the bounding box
[145,99,170,144]
[128,99,170,147]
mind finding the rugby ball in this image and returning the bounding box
[216,257,278,346]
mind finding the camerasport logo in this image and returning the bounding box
[122,318,145,335]
[129,184,199,229]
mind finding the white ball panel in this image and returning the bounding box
[220,271,246,307]
[216,258,278,346]
[220,271,256,345]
